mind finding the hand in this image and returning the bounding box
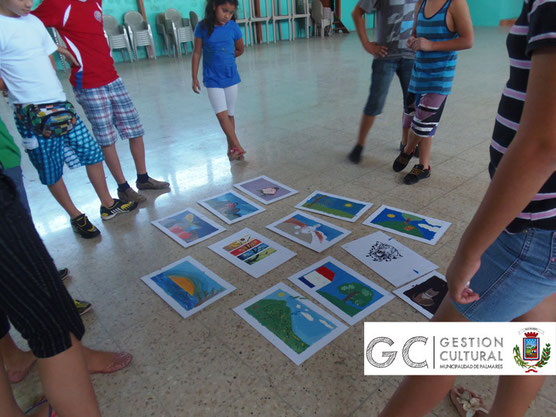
[57,46,80,67]
[364,42,388,58]
[407,36,433,52]
[446,250,482,305]
[192,78,201,94]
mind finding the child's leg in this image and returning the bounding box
[0,352,24,417]
[48,178,83,219]
[378,297,466,417]
[223,85,243,152]
[85,162,115,208]
[0,334,35,385]
[207,87,243,153]
[397,58,415,147]
[129,136,147,175]
[417,136,432,167]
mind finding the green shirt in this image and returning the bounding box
[0,116,21,170]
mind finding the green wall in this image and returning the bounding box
[467,0,522,26]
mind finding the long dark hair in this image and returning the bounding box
[202,0,239,37]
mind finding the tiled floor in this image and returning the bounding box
[3,27,555,416]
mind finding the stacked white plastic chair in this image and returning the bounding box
[124,11,157,60]
[103,15,134,62]
[271,0,292,42]
[291,0,310,39]
[164,8,194,56]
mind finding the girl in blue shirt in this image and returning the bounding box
[192,0,246,161]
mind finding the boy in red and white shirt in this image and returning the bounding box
[32,0,169,203]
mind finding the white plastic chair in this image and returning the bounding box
[271,0,292,42]
[124,11,156,60]
[291,0,310,39]
[248,0,271,44]
[164,8,194,56]
[236,0,251,46]
[310,0,332,38]
[103,15,134,62]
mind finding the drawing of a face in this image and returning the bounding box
[411,289,439,306]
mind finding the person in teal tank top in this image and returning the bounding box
[392,0,473,185]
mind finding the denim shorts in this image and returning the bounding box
[73,78,145,147]
[364,58,414,116]
[453,228,556,322]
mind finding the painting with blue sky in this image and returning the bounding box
[296,191,373,222]
[199,190,265,224]
[234,283,348,365]
[142,257,235,319]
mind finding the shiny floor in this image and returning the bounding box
[4,27,555,417]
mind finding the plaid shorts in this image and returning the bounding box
[73,78,144,146]
[14,108,104,186]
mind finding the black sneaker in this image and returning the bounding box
[100,199,138,221]
[74,299,93,316]
[71,214,101,239]
[58,268,70,281]
[393,150,414,172]
[348,145,363,164]
[403,164,431,185]
[399,141,419,157]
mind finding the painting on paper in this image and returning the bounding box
[152,208,225,248]
[198,190,264,225]
[288,257,394,325]
[363,205,451,245]
[393,272,448,319]
[266,211,351,253]
[296,191,373,222]
[342,231,438,287]
[209,228,296,278]
[142,257,235,319]
[233,283,348,365]
[234,175,298,204]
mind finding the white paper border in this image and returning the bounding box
[341,231,438,287]
[363,204,451,245]
[288,256,394,325]
[234,282,348,365]
[198,190,265,225]
[266,210,351,253]
[141,256,236,319]
[234,175,298,205]
[295,190,373,223]
[151,207,226,248]
[393,271,447,319]
[208,228,296,278]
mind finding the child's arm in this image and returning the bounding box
[447,48,556,304]
[192,37,203,94]
[234,38,244,58]
[351,5,387,57]
[57,46,80,67]
[409,0,473,52]
[410,0,423,38]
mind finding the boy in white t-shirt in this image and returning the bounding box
[0,0,137,237]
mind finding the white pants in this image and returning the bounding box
[207,85,238,116]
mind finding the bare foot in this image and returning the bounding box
[5,348,36,384]
[450,386,489,417]
[82,347,132,374]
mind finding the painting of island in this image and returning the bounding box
[142,257,235,318]
[363,205,451,245]
[234,283,348,365]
